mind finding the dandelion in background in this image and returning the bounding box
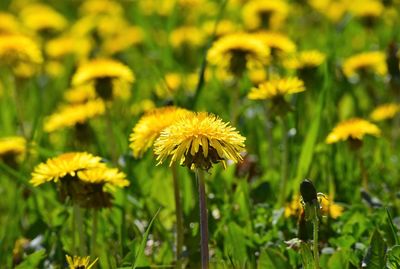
[242,0,288,30]
[44,99,105,133]
[207,32,269,78]
[370,103,400,122]
[0,136,26,167]
[72,58,135,101]
[325,118,381,146]
[66,255,98,269]
[342,51,387,80]
[154,112,245,269]
[129,106,191,158]
[326,118,381,189]
[254,31,296,60]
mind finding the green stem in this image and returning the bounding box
[91,209,98,257]
[313,204,320,269]
[105,105,118,163]
[74,204,87,255]
[72,207,76,253]
[278,116,289,207]
[196,169,209,269]
[172,164,184,268]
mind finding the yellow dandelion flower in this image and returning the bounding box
[342,51,387,79]
[102,26,144,55]
[46,35,92,60]
[370,103,400,121]
[284,50,326,70]
[79,0,123,16]
[242,0,288,30]
[254,31,296,56]
[66,255,98,269]
[207,32,269,76]
[170,26,206,49]
[319,196,344,219]
[348,0,383,19]
[285,194,344,219]
[44,99,105,133]
[72,58,134,86]
[326,118,381,144]
[0,136,26,160]
[64,85,97,104]
[129,106,191,158]
[0,12,22,35]
[0,34,43,65]
[308,0,348,23]
[77,167,129,188]
[248,77,305,100]
[154,112,246,170]
[30,152,104,187]
[72,58,134,100]
[19,4,68,34]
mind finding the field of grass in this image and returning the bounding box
[0,0,400,268]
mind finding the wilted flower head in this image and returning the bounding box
[129,106,191,158]
[242,0,288,30]
[30,152,129,208]
[207,32,269,77]
[154,112,246,170]
[66,255,98,269]
[342,51,387,79]
[370,103,400,121]
[326,118,381,144]
[72,58,135,100]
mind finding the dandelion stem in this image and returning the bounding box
[72,207,76,253]
[171,164,184,267]
[105,105,118,163]
[196,168,209,269]
[312,203,320,269]
[278,115,289,207]
[91,209,98,258]
[74,204,87,255]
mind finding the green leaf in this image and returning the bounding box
[257,248,291,269]
[386,208,399,245]
[132,208,161,269]
[363,229,387,269]
[14,250,46,269]
[300,242,314,269]
[328,250,349,269]
[224,222,248,268]
[386,245,400,269]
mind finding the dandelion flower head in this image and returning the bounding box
[326,118,381,144]
[129,106,191,158]
[66,255,98,269]
[154,112,246,170]
[248,77,305,100]
[370,103,400,121]
[342,51,387,79]
[242,0,288,30]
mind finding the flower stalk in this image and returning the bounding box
[196,168,209,269]
[172,164,184,267]
[91,209,98,258]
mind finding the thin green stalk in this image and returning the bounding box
[91,209,98,257]
[196,169,209,269]
[72,207,76,253]
[74,204,87,255]
[171,164,184,268]
[278,115,289,207]
[312,204,320,269]
[105,105,118,163]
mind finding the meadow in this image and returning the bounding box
[0,0,400,268]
